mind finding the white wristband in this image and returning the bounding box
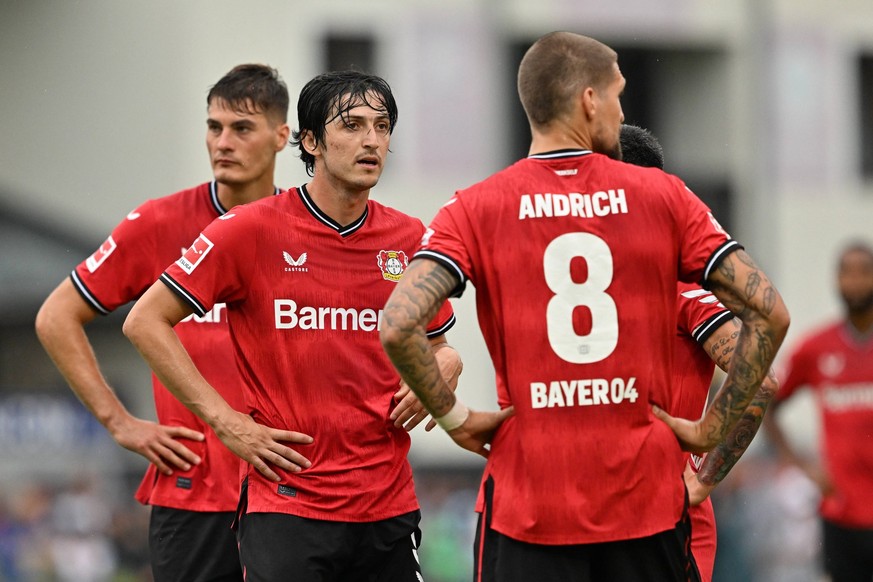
[435,399,469,432]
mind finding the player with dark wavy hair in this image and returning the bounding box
[36,63,291,582]
[124,70,460,581]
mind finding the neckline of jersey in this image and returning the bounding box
[297,184,369,238]
[528,149,593,160]
[209,181,281,216]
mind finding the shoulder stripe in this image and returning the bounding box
[692,310,734,344]
[702,240,743,284]
[413,250,468,298]
[69,271,110,315]
[159,273,207,317]
[426,313,457,339]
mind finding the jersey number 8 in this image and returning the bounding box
[544,233,618,364]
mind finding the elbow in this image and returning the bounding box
[121,306,144,347]
[34,302,51,343]
[771,301,791,344]
[379,321,408,359]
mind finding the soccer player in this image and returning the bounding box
[621,123,780,581]
[765,242,873,582]
[34,63,291,582]
[122,70,459,581]
[380,32,790,582]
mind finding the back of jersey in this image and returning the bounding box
[419,150,735,545]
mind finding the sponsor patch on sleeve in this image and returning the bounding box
[85,235,117,273]
[176,234,214,274]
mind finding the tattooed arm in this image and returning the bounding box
[684,316,780,503]
[380,259,513,458]
[655,249,790,454]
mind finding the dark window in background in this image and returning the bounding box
[504,39,732,233]
[324,33,375,73]
[860,53,873,179]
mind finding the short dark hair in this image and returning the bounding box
[518,32,617,128]
[290,70,398,177]
[619,124,665,169]
[838,241,873,268]
[207,64,289,123]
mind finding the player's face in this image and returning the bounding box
[316,94,391,193]
[590,63,625,161]
[206,99,288,186]
[838,249,873,313]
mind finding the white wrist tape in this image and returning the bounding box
[435,399,469,432]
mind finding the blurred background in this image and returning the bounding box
[2,0,872,580]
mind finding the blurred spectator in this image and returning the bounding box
[48,477,117,582]
[765,242,873,581]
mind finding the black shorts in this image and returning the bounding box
[822,518,873,581]
[149,505,242,582]
[235,478,422,582]
[473,476,700,582]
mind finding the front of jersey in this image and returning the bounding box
[161,186,456,522]
[72,182,246,512]
[777,322,873,528]
[418,150,738,545]
[672,282,733,581]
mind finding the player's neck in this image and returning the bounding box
[215,175,276,210]
[305,174,370,227]
[528,121,592,156]
[847,309,873,336]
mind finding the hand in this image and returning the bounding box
[652,405,719,455]
[108,414,205,476]
[446,406,515,458]
[684,462,715,506]
[213,411,314,482]
[391,343,463,432]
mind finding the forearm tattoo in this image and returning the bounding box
[382,260,460,417]
[698,370,778,485]
[703,249,785,446]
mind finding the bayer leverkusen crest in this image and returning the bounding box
[377,250,408,282]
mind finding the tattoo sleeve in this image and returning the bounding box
[381,259,461,417]
[701,249,789,448]
[697,370,778,485]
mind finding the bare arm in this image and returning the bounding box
[35,278,204,475]
[656,249,790,453]
[684,316,779,502]
[380,259,513,457]
[123,281,313,482]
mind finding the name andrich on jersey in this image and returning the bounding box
[518,189,628,220]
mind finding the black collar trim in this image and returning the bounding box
[298,184,368,237]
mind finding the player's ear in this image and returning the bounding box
[275,123,291,152]
[301,130,319,156]
[581,87,597,120]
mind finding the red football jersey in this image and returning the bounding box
[418,150,738,544]
[72,182,249,512]
[672,282,733,582]
[776,321,873,528]
[161,186,456,522]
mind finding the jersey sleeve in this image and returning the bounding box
[414,194,473,298]
[676,283,734,344]
[671,180,743,285]
[160,211,255,316]
[70,201,160,314]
